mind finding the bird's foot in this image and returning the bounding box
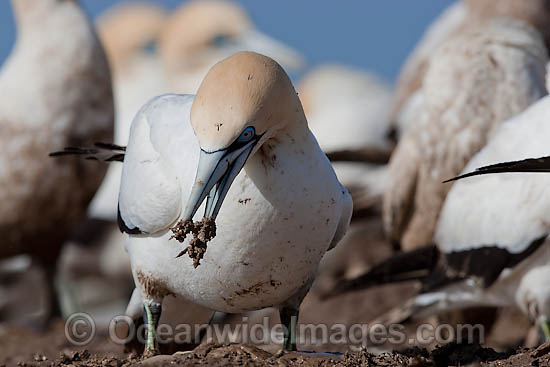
[274,349,286,358]
[540,320,550,343]
[142,347,159,359]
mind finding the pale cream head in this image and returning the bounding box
[96,2,167,70]
[159,0,251,75]
[190,51,303,151]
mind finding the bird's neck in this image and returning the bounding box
[249,112,316,170]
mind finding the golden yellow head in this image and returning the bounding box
[190,51,303,152]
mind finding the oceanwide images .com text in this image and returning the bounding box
[65,313,484,350]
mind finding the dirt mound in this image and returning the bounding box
[5,340,550,367]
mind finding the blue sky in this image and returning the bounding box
[0,0,456,82]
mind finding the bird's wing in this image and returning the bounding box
[423,237,546,291]
[327,185,353,251]
[324,245,437,299]
[326,236,545,299]
[325,147,392,165]
[118,94,199,235]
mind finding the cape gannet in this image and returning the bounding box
[0,0,113,318]
[384,18,548,251]
[329,87,550,342]
[60,52,352,354]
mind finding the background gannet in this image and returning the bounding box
[0,0,113,319]
[329,86,550,342]
[159,0,305,94]
[108,52,351,354]
[390,0,550,140]
[384,18,548,252]
[297,64,392,200]
[389,1,468,139]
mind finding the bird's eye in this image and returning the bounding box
[212,34,231,47]
[142,40,157,54]
[237,126,255,143]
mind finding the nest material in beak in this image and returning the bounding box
[170,217,217,268]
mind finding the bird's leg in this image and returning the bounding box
[280,306,299,353]
[540,320,550,343]
[142,301,162,357]
[43,261,62,321]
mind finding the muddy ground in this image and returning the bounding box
[0,216,547,366]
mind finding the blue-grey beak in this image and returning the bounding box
[182,140,256,221]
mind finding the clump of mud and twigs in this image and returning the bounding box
[170,217,216,268]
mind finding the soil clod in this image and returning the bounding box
[170,217,217,268]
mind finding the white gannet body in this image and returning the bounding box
[384,18,548,251]
[117,52,351,353]
[0,0,113,316]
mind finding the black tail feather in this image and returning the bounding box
[444,156,550,183]
[50,142,125,162]
[94,142,126,152]
[324,245,438,299]
[326,146,393,165]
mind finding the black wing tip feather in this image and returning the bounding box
[117,206,142,235]
[49,142,126,161]
[49,146,98,156]
[106,153,125,162]
[94,142,126,152]
[322,245,437,300]
[443,171,482,183]
[443,156,550,183]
